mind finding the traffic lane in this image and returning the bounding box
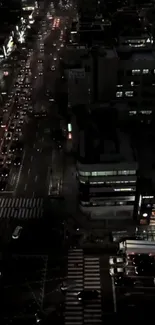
[16,123,53,195]
[15,147,49,196]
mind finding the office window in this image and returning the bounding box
[142,69,149,74]
[140,110,152,115]
[117,84,123,88]
[129,111,137,115]
[116,91,123,98]
[125,91,133,97]
[79,171,90,176]
[132,69,140,75]
[118,170,136,176]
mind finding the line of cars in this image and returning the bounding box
[0,52,34,192]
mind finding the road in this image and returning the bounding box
[13,4,73,198]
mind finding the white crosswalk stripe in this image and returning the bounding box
[0,197,44,219]
[65,249,84,325]
[65,251,102,325]
[83,257,102,325]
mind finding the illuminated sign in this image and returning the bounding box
[68,123,72,132]
[6,36,14,54]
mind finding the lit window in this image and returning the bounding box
[118,170,136,176]
[140,110,152,115]
[131,81,134,86]
[132,69,140,75]
[129,111,137,115]
[114,188,134,192]
[117,84,123,88]
[125,91,133,97]
[116,91,123,98]
[143,69,149,74]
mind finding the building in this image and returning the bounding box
[76,106,138,221]
[64,45,118,106]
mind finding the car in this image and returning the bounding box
[60,280,76,292]
[39,72,43,76]
[51,65,55,71]
[0,167,9,177]
[19,118,24,124]
[5,132,12,141]
[9,123,16,131]
[12,134,19,141]
[0,157,4,167]
[15,142,24,152]
[109,267,124,276]
[0,181,7,191]
[3,106,8,113]
[109,256,126,265]
[6,157,12,165]
[9,144,16,153]
[13,156,22,166]
[77,290,99,302]
[1,146,8,155]
[53,57,57,61]
[12,226,23,239]
[16,126,22,132]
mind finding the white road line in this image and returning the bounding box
[28,168,31,175]
[33,143,36,148]
[31,155,33,162]
[35,175,38,182]
[111,277,117,312]
[13,150,25,195]
[24,184,27,191]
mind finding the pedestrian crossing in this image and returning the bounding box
[84,257,102,324]
[65,249,102,325]
[0,197,43,219]
[65,249,84,325]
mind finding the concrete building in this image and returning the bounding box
[64,45,118,106]
[115,50,155,116]
[76,107,138,221]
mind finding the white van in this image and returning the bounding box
[12,226,23,239]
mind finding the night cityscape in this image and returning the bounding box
[1,0,155,324]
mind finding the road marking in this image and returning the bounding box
[35,175,38,182]
[41,137,44,142]
[13,150,25,195]
[24,184,27,191]
[111,277,117,312]
[28,168,31,175]
[39,256,48,308]
[33,143,36,148]
[31,155,33,162]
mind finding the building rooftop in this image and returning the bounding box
[78,105,137,165]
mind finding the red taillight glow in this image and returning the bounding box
[68,133,72,139]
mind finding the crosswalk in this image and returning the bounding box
[84,257,102,324]
[65,249,102,325]
[0,197,43,219]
